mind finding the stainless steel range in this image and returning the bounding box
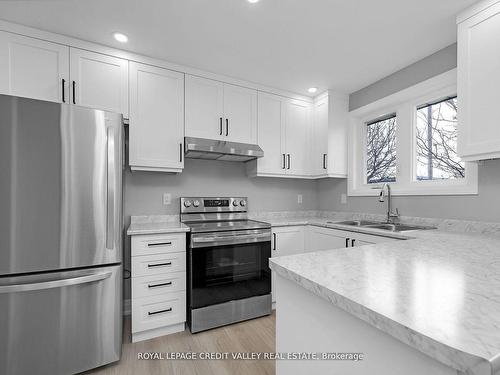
[181,197,272,333]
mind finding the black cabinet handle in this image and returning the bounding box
[273,233,277,250]
[287,154,291,169]
[351,239,356,247]
[282,154,286,169]
[345,238,350,248]
[323,154,327,169]
[148,281,172,289]
[148,307,172,316]
[72,81,76,104]
[62,79,66,103]
[180,143,183,162]
[147,242,172,247]
[219,117,223,135]
[225,118,229,136]
[147,262,172,268]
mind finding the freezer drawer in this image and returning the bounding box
[0,265,122,375]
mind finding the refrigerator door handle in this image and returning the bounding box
[106,127,115,250]
[0,272,112,294]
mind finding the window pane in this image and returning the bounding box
[366,115,397,184]
[415,97,464,181]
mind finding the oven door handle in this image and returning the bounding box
[191,231,271,247]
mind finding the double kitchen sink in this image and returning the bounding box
[328,220,436,232]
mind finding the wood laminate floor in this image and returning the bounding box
[85,313,276,375]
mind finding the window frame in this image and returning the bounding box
[348,69,478,197]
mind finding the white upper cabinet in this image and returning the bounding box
[254,92,285,175]
[312,95,329,176]
[283,99,311,177]
[247,94,312,178]
[185,75,224,140]
[0,31,69,103]
[70,48,129,117]
[457,0,500,161]
[129,62,185,173]
[311,91,348,178]
[223,83,257,143]
[185,75,257,144]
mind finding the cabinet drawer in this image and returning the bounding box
[131,233,185,256]
[132,292,186,333]
[132,271,186,299]
[131,252,186,277]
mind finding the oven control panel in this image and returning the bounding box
[180,197,248,213]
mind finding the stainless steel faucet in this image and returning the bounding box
[373,183,400,223]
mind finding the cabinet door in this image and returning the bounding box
[457,2,500,160]
[306,226,348,252]
[273,226,305,256]
[223,83,257,144]
[129,62,184,172]
[185,75,224,140]
[0,31,69,103]
[70,48,128,116]
[312,95,329,176]
[284,99,311,176]
[271,226,305,303]
[256,92,286,175]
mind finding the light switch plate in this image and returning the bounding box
[341,194,347,204]
[297,194,303,204]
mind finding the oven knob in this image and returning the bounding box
[183,200,192,208]
[232,200,239,207]
[240,200,246,207]
[193,200,200,207]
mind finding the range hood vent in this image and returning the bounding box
[184,137,264,162]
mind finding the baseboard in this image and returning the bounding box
[123,298,131,316]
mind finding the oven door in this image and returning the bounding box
[189,229,271,309]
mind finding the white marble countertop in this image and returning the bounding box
[270,227,500,375]
[127,215,190,235]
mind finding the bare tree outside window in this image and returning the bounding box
[366,115,397,184]
[415,97,464,180]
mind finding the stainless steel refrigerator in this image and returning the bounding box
[0,94,123,375]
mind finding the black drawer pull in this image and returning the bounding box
[147,262,172,268]
[147,242,172,247]
[72,81,76,104]
[351,239,356,247]
[273,233,277,251]
[148,281,172,288]
[148,307,172,316]
[345,238,350,248]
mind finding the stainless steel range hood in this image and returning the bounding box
[184,137,264,162]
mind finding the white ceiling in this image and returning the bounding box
[0,0,479,96]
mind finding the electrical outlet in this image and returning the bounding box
[341,194,347,204]
[297,194,303,204]
[162,193,171,206]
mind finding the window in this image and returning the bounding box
[415,97,464,181]
[366,114,397,184]
[348,69,478,196]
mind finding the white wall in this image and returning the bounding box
[318,159,500,222]
[125,158,318,218]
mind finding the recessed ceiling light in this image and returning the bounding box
[113,32,128,43]
[248,0,260,3]
[308,87,318,94]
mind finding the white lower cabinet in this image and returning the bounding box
[305,225,398,251]
[271,225,401,304]
[130,232,187,342]
[271,226,305,304]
